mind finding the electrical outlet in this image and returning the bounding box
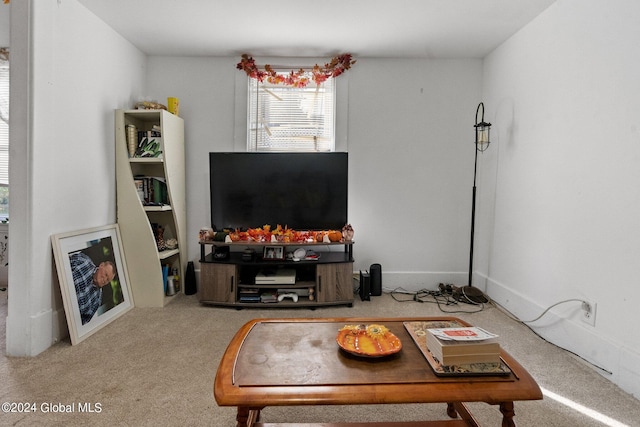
[581,300,597,326]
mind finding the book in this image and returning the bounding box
[428,326,498,341]
[134,178,145,203]
[133,176,169,205]
[403,321,511,376]
[150,177,168,205]
[426,327,500,366]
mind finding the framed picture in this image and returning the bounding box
[51,224,134,345]
[263,245,284,260]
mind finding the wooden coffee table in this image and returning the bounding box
[214,317,542,427]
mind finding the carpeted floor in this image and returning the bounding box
[1,288,639,426]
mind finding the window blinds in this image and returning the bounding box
[0,59,8,186]
[247,73,335,152]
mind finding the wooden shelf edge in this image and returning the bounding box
[129,157,164,163]
[158,248,179,260]
[199,299,353,308]
[256,421,471,427]
[200,240,354,246]
[144,204,173,212]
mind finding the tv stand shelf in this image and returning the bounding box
[198,241,354,308]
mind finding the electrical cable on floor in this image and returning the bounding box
[388,287,486,314]
[386,286,611,375]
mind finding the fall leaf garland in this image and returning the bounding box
[237,54,356,88]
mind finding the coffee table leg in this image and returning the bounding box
[446,402,481,426]
[447,402,458,418]
[499,402,516,427]
[236,406,262,427]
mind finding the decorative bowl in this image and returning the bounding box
[165,238,178,249]
[336,324,402,358]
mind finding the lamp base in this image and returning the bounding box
[453,286,489,304]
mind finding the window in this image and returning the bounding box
[247,72,335,152]
[0,48,8,221]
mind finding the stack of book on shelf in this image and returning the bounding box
[426,326,500,366]
[239,288,260,303]
[134,176,168,206]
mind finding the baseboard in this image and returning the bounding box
[52,306,69,345]
[618,347,640,398]
[5,306,68,356]
[484,274,640,399]
[378,270,640,398]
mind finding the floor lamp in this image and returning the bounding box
[459,102,491,304]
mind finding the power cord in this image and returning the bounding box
[389,286,610,374]
[389,286,486,314]
[494,299,612,375]
[509,298,586,323]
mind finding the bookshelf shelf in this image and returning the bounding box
[115,109,186,307]
[129,157,163,164]
[158,248,180,260]
[144,205,173,212]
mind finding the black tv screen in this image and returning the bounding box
[210,152,348,231]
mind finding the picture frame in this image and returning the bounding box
[51,224,134,345]
[263,245,284,261]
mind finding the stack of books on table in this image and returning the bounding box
[426,327,500,366]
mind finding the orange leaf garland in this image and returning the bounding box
[237,54,355,87]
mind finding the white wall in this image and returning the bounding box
[482,0,640,397]
[0,0,8,289]
[347,59,481,288]
[146,57,483,290]
[145,56,238,270]
[6,0,147,356]
[0,2,9,46]
[0,224,7,286]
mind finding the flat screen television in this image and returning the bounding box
[210,152,348,231]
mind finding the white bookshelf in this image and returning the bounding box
[115,109,186,307]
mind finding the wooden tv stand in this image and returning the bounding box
[198,240,354,308]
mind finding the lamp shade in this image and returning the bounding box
[474,102,491,152]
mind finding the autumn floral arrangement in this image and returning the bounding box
[236,54,356,88]
[201,224,354,244]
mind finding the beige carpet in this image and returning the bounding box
[1,288,639,426]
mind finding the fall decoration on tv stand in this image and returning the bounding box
[201,224,352,244]
[237,54,356,87]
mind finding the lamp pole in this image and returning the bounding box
[461,102,490,303]
[469,135,480,287]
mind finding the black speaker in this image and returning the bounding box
[359,270,370,301]
[370,263,382,296]
[184,261,197,295]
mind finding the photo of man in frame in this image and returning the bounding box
[68,237,123,325]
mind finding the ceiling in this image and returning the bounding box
[77,0,556,59]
